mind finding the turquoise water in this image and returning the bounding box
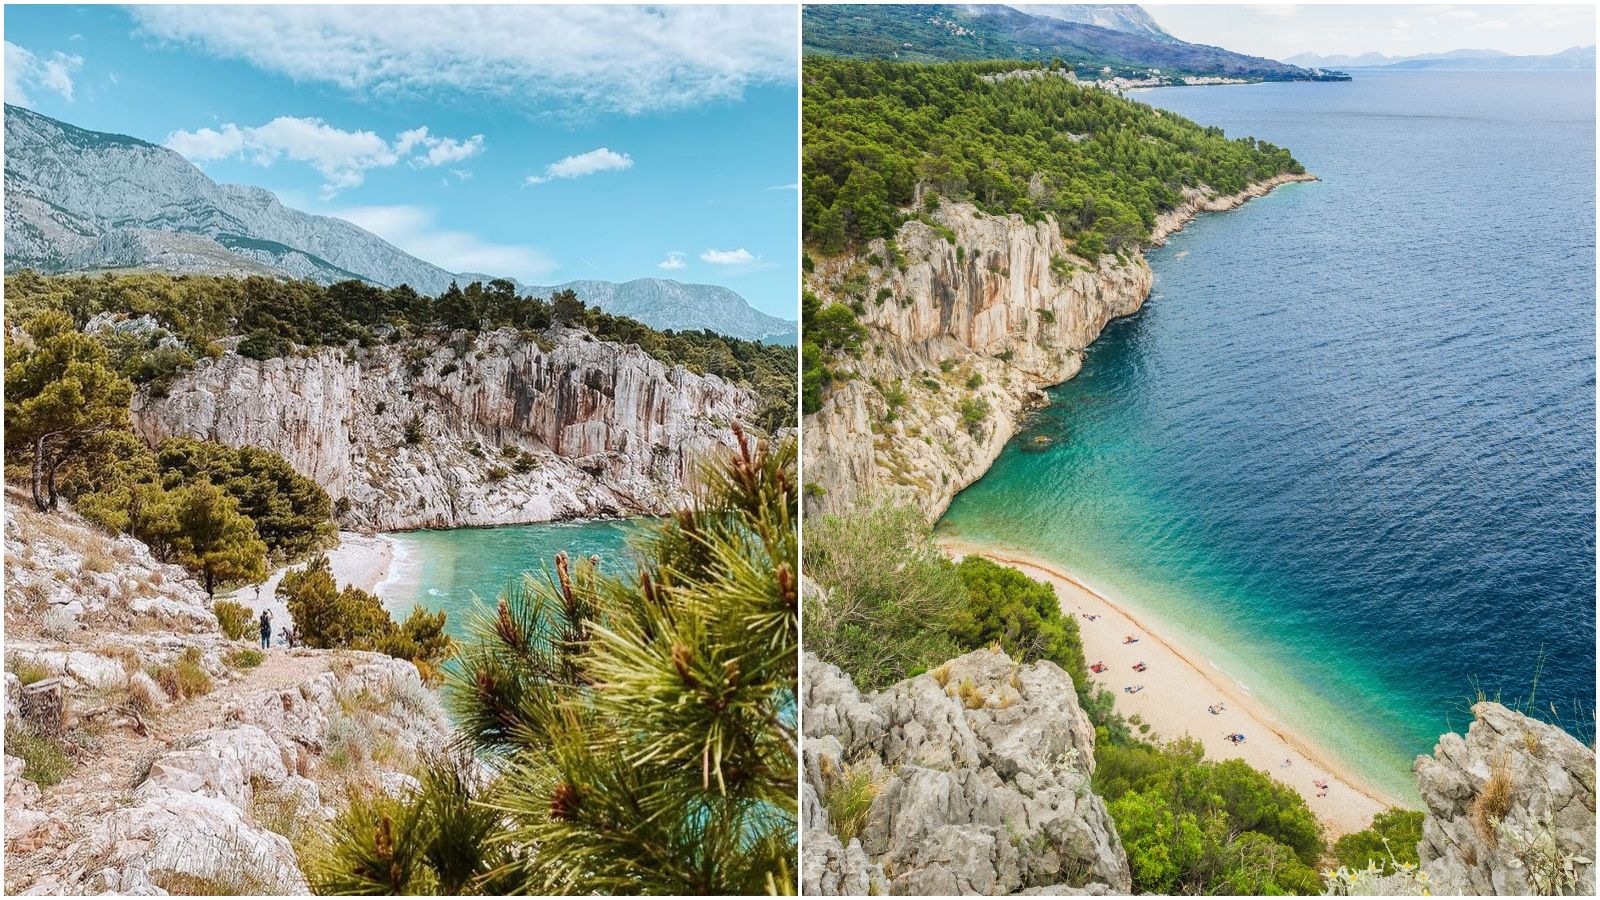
[939,70,1595,803]
[378,520,642,641]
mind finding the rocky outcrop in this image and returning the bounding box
[802,175,1315,522]
[131,326,755,531]
[1414,702,1595,896]
[3,500,455,895]
[802,650,1130,896]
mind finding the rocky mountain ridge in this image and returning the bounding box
[131,326,757,532]
[3,105,794,342]
[802,174,1313,522]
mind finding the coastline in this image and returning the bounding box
[224,531,398,636]
[937,535,1399,838]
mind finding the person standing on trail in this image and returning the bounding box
[259,608,272,650]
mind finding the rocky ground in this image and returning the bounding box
[802,649,1131,896]
[3,494,453,895]
[1415,701,1595,896]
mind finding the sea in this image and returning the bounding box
[937,69,1596,802]
[377,519,640,642]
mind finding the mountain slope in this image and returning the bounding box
[527,278,797,343]
[803,4,1345,81]
[3,103,462,292]
[3,105,795,341]
[1009,3,1173,42]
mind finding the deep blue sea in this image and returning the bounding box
[377,520,640,642]
[938,70,1595,801]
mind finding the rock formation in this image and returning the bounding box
[1414,702,1595,896]
[131,326,756,531]
[3,497,454,895]
[802,175,1315,522]
[802,649,1130,896]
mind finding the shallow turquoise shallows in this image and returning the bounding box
[938,69,1595,803]
[378,520,641,641]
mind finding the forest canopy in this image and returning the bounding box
[802,58,1304,256]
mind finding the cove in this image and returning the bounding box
[376,519,641,641]
[938,69,1596,802]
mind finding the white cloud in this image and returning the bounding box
[766,182,800,191]
[657,251,687,271]
[128,5,797,116]
[334,204,557,281]
[700,248,757,266]
[166,117,483,197]
[5,41,84,106]
[396,126,485,168]
[524,147,633,186]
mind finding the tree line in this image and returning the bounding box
[3,271,796,433]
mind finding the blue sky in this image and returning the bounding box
[3,4,800,320]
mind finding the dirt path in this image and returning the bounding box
[4,649,334,893]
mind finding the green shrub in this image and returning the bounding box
[214,600,254,641]
[152,646,213,700]
[951,556,1087,694]
[958,396,990,436]
[280,555,452,682]
[226,647,265,669]
[803,505,964,691]
[1333,808,1425,875]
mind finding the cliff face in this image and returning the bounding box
[802,649,1130,896]
[1414,702,1595,896]
[803,174,1315,522]
[131,327,755,531]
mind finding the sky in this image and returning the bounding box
[1144,3,1596,60]
[2,4,800,320]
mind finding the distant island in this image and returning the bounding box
[1288,44,1594,71]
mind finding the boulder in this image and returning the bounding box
[1415,702,1595,896]
[802,650,1131,896]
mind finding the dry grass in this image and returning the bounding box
[1521,730,1543,758]
[930,663,951,687]
[821,758,888,845]
[956,677,986,710]
[151,646,213,701]
[1471,754,1515,842]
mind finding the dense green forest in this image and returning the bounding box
[803,58,1304,256]
[803,4,1344,81]
[2,271,796,433]
[802,505,1420,895]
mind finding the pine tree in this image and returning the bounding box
[4,311,134,511]
[312,429,798,894]
[165,479,268,596]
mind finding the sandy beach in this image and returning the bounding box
[224,532,397,641]
[939,537,1398,838]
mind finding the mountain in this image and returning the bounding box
[1001,4,1173,42]
[1382,45,1594,71]
[803,4,1345,81]
[526,278,797,344]
[2,104,795,342]
[1287,46,1593,70]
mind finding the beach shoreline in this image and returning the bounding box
[224,531,398,639]
[937,535,1400,838]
